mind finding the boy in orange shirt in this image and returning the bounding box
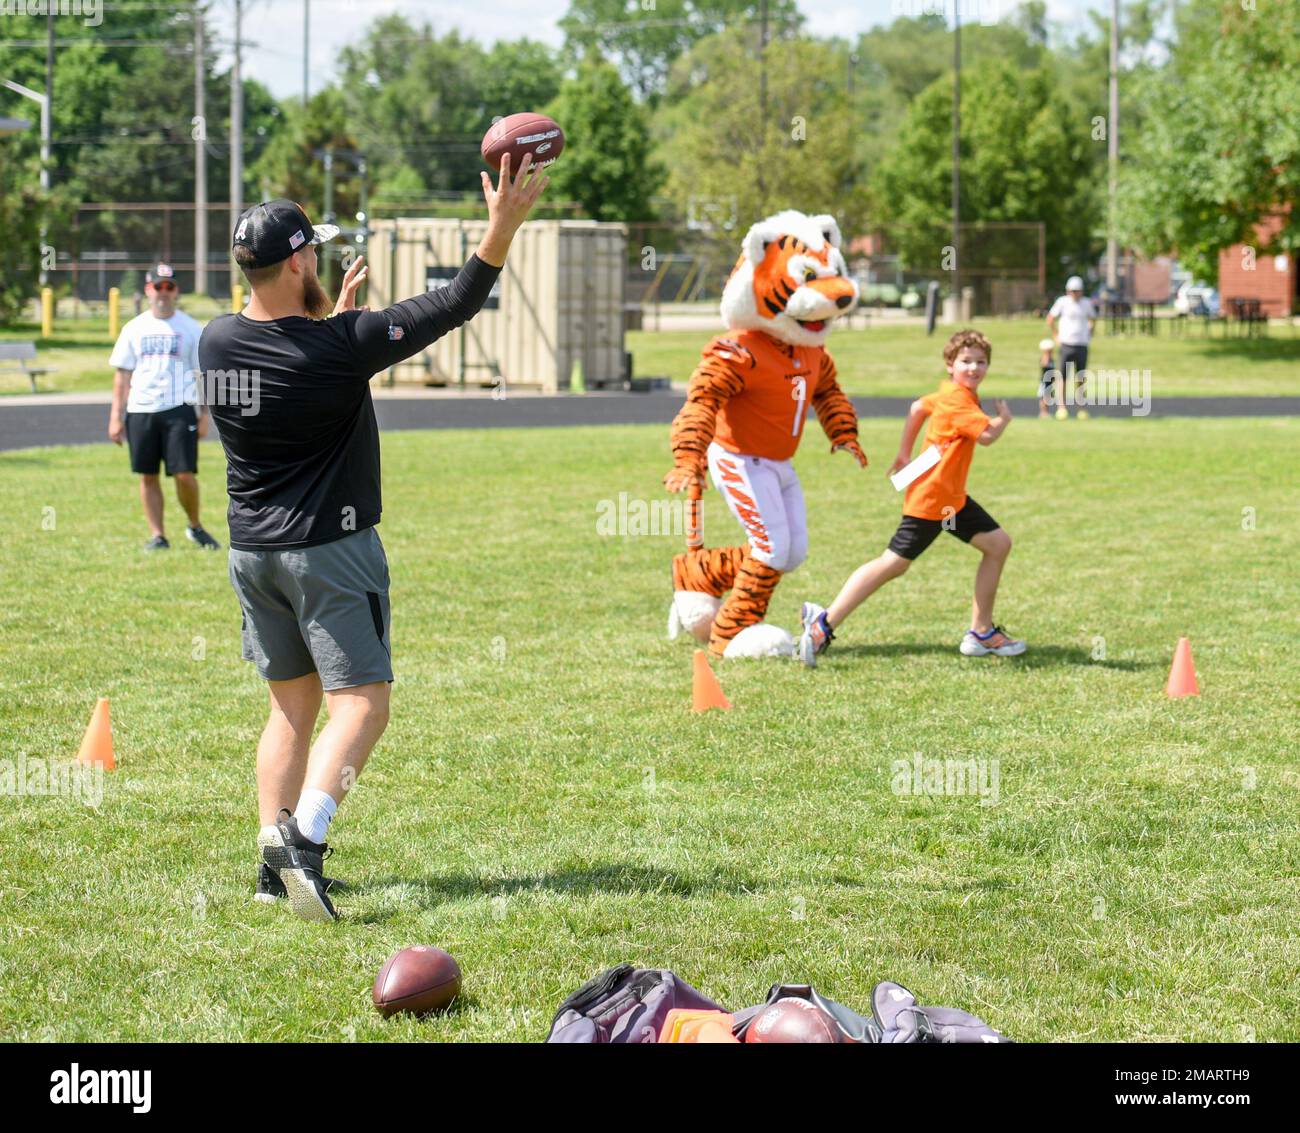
[797,328,1024,664]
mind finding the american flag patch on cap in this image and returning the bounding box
[289,230,305,249]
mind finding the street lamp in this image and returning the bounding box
[1,77,51,284]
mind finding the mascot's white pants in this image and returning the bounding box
[707,442,808,574]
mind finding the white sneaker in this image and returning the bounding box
[797,601,834,668]
[959,625,1026,657]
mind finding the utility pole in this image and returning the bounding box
[195,6,208,295]
[230,0,244,281]
[303,0,310,106]
[1106,0,1120,295]
[757,0,768,211]
[952,1,961,305]
[42,8,53,286]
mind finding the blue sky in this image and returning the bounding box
[209,0,1111,101]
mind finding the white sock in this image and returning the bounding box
[293,788,337,845]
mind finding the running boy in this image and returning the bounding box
[797,328,1025,665]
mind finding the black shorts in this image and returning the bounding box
[887,497,1001,561]
[125,405,198,476]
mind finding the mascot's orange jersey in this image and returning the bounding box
[672,330,858,465]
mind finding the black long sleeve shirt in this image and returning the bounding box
[199,254,500,550]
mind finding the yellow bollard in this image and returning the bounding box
[41,287,53,339]
[108,287,121,341]
[231,283,245,313]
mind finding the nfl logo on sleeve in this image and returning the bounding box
[387,325,404,341]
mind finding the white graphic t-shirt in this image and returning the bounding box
[1048,295,1095,346]
[109,310,203,413]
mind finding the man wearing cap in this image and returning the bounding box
[108,262,221,550]
[200,156,548,922]
[1046,276,1096,420]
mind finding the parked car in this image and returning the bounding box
[1174,282,1221,317]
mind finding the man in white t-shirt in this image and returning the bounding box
[108,263,220,550]
[1046,275,1096,420]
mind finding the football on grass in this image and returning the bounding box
[372,946,462,1018]
[743,997,839,1043]
[481,112,565,171]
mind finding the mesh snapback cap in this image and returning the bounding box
[232,199,340,269]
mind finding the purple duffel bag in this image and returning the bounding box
[547,964,724,1043]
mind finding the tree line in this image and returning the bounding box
[0,0,1295,321]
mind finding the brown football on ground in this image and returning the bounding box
[481,112,565,171]
[743,997,839,1043]
[372,946,462,1018]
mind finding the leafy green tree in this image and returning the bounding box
[543,60,664,221]
[560,0,802,102]
[871,60,1097,281]
[337,17,563,197]
[1117,0,1300,281]
[655,30,867,243]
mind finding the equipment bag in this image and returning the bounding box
[546,964,725,1043]
[732,981,1011,1044]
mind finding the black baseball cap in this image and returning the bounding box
[146,262,176,285]
[231,199,340,269]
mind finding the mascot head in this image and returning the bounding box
[719,209,859,348]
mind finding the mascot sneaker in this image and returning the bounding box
[668,591,721,643]
[959,625,1026,657]
[722,623,794,659]
[797,601,834,668]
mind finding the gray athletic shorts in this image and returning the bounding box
[228,526,392,690]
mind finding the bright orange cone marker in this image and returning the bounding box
[76,697,116,770]
[692,649,731,712]
[1165,637,1199,698]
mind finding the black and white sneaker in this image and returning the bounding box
[254,863,343,904]
[257,811,338,922]
[143,534,170,551]
[186,525,221,550]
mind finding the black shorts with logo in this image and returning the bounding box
[887,496,1001,561]
[125,405,199,476]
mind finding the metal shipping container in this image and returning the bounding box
[364,218,627,392]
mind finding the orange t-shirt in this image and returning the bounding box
[710,331,830,461]
[903,380,991,520]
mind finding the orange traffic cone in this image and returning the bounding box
[76,697,116,770]
[692,649,731,712]
[1165,637,1199,698]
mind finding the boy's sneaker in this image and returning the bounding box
[1054,407,1069,420]
[253,863,342,904]
[797,601,835,668]
[186,525,221,550]
[1076,408,1090,420]
[143,534,170,551]
[960,625,1026,657]
[257,811,337,922]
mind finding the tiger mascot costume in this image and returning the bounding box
[664,209,866,658]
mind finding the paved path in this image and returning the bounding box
[2,392,1298,453]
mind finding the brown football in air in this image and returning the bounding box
[743,997,839,1043]
[481,112,565,171]
[372,946,462,1018]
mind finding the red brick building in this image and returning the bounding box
[1218,213,1296,317]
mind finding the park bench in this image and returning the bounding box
[0,341,55,393]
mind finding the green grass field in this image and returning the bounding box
[6,312,1300,398]
[629,317,1300,398]
[1,417,1297,1042]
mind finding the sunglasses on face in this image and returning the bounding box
[151,282,177,292]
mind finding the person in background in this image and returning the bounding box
[108,262,220,551]
[1045,275,1096,420]
[1037,337,1058,418]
